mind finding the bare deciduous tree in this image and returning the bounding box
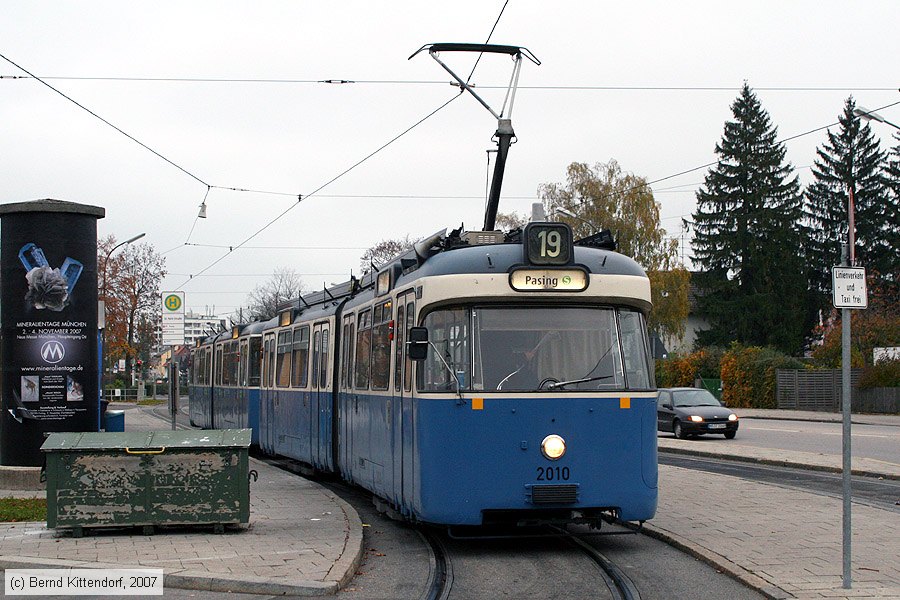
[359,236,419,275]
[240,267,309,321]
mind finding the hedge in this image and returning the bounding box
[720,344,804,408]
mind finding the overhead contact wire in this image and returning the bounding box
[0,52,210,188]
[176,93,461,286]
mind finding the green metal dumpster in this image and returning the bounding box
[41,429,251,536]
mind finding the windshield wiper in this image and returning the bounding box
[546,374,613,390]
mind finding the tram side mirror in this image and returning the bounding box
[408,327,429,361]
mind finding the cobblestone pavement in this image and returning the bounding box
[0,404,896,598]
[0,404,363,595]
[652,464,900,599]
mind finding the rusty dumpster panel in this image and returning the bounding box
[41,430,251,531]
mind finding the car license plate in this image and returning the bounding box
[708,423,726,429]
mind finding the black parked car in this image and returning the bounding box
[657,388,739,439]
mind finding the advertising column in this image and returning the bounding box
[0,199,105,466]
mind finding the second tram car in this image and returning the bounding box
[189,223,658,527]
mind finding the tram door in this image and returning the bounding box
[339,314,355,478]
[395,291,416,508]
[261,332,277,454]
[310,322,330,470]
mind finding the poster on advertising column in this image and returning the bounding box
[0,200,105,466]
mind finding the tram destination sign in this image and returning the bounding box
[832,266,867,309]
[510,268,587,292]
[161,291,185,346]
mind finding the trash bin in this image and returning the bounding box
[41,429,251,536]
[103,410,125,432]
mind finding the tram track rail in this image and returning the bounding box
[554,527,641,600]
[261,454,640,600]
[418,528,453,600]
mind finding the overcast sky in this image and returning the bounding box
[2,1,898,317]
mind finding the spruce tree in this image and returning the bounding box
[805,98,891,321]
[691,83,806,354]
[883,131,900,284]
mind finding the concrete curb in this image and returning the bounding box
[325,487,365,590]
[657,444,900,481]
[0,482,367,598]
[635,525,793,600]
[0,553,339,596]
[741,415,900,428]
[0,466,44,491]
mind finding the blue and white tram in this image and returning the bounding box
[191,222,658,527]
[189,322,264,445]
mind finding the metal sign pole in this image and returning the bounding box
[840,244,852,589]
[168,352,177,431]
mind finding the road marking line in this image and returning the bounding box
[817,431,894,438]
[744,426,801,433]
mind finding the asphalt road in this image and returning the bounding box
[659,417,900,464]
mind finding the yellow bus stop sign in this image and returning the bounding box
[164,294,182,311]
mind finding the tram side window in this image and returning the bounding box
[346,323,356,389]
[215,347,224,385]
[371,301,392,391]
[340,322,351,389]
[320,329,329,388]
[618,310,651,389]
[240,341,249,386]
[292,326,310,388]
[312,331,320,389]
[394,304,405,390]
[276,331,292,387]
[223,341,240,386]
[248,337,262,387]
[355,310,372,389]
[221,344,230,386]
[232,341,241,385]
[265,337,276,388]
[204,349,212,385]
[421,308,469,391]
[404,301,415,392]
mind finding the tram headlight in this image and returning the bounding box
[728,414,738,421]
[541,434,566,460]
[689,415,704,422]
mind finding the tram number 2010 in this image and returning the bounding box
[536,466,570,481]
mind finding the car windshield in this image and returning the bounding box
[418,306,652,392]
[672,389,721,407]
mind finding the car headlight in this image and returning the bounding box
[689,415,703,422]
[728,414,738,421]
[541,434,566,460]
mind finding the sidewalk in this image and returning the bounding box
[0,404,363,595]
[658,409,900,480]
[654,408,900,599]
[0,406,897,598]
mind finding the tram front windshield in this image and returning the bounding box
[420,306,652,392]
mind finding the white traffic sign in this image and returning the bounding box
[161,291,186,345]
[832,267,867,309]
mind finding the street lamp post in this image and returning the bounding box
[100,232,145,400]
[837,106,898,590]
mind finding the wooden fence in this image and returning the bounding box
[776,369,862,412]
